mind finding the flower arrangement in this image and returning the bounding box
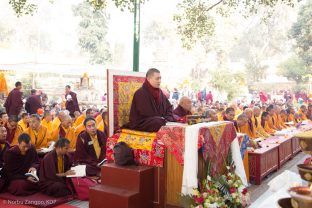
[188,164,250,208]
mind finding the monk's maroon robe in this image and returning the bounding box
[25,94,42,115]
[39,150,73,197]
[65,91,80,117]
[0,141,10,192]
[74,130,107,176]
[173,105,192,120]
[124,82,175,132]
[4,123,16,144]
[3,145,39,195]
[4,88,23,116]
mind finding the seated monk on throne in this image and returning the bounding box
[124,68,175,132]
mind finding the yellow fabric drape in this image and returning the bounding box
[118,129,157,151]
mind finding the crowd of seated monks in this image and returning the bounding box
[0,109,108,197]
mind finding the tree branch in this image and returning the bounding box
[206,0,225,11]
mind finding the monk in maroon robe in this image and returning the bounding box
[25,89,42,115]
[4,81,23,116]
[74,117,107,177]
[3,133,39,195]
[39,138,74,197]
[0,126,10,192]
[0,112,8,127]
[173,96,192,121]
[65,85,80,117]
[4,115,22,145]
[124,68,175,132]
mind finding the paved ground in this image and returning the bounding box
[249,152,307,206]
[68,152,308,208]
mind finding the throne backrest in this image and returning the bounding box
[107,70,145,136]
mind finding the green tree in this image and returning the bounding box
[278,55,309,84]
[290,0,312,68]
[173,0,300,49]
[208,69,246,100]
[72,1,112,65]
[245,55,268,83]
[9,0,300,50]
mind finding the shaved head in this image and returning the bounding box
[244,108,253,119]
[253,106,261,117]
[179,96,192,112]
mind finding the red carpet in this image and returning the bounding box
[0,192,76,208]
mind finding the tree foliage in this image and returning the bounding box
[278,55,309,84]
[208,69,246,100]
[290,0,312,68]
[9,0,300,51]
[245,57,268,83]
[72,1,112,65]
[173,0,300,49]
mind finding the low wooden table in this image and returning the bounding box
[248,144,279,185]
[292,137,301,155]
[277,137,293,167]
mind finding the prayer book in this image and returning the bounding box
[25,170,39,182]
[39,141,56,153]
[66,165,86,177]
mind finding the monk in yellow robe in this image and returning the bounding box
[277,109,288,128]
[298,105,308,120]
[287,107,295,122]
[273,106,287,129]
[75,108,95,137]
[239,108,257,139]
[18,113,30,131]
[41,111,53,134]
[72,111,81,126]
[73,111,85,128]
[233,114,250,180]
[294,113,302,125]
[266,105,280,130]
[52,111,66,131]
[205,109,219,122]
[5,115,23,146]
[217,108,224,121]
[25,114,51,150]
[261,112,276,134]
[95,112,103,125]
[52,115,76,150]
[222,107,236,121]
[252,106,270,138]
[97,111,108,135]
